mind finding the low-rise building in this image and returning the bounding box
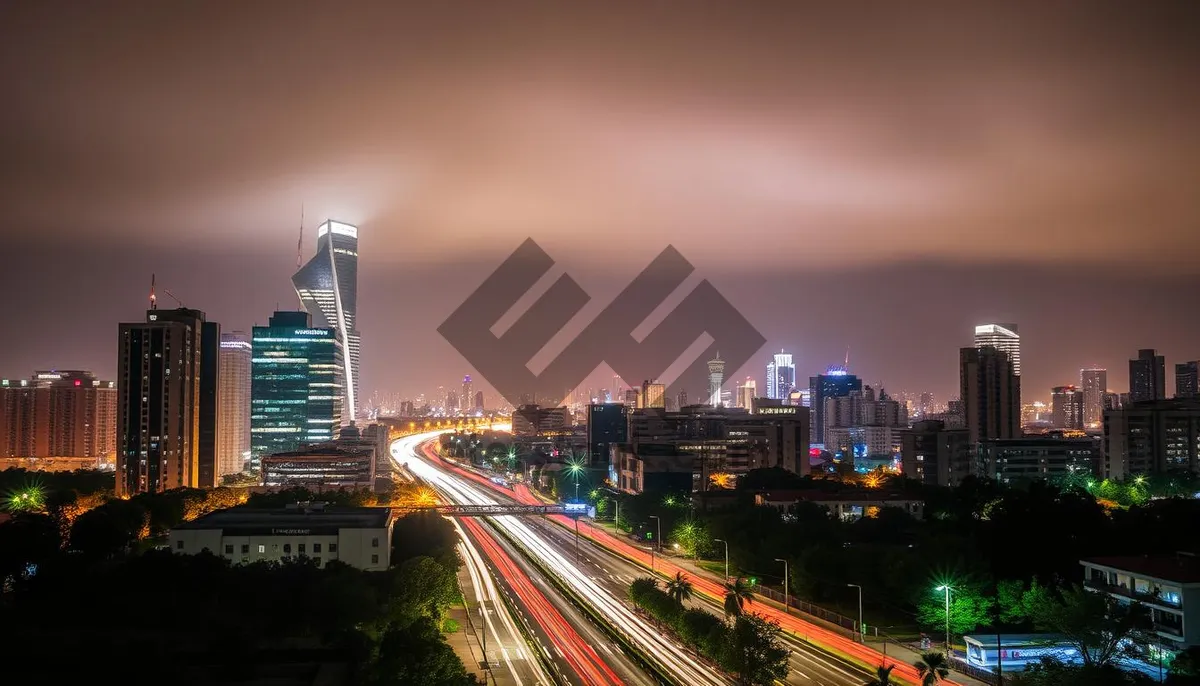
[977,434,1098,483]
[169,503,393,570]
[260,446,375,490]
[1081,554,1200,653]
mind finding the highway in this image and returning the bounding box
[393,434,656,686]
[394,433,733,686]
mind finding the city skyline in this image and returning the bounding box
[3,2,1200,407]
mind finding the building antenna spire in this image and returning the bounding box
[150,273,157,310]
[844,345,850,369]
[296,203,305,269]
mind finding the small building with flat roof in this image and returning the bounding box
[1082,554,1200,653]
[169,503,393,571]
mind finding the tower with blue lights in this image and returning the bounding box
[809,365,862,446]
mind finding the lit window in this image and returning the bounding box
[258,545,265,554]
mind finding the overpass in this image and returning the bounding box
[398,503,568,516]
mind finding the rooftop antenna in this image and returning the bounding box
[296,203,305,269]
[844,346,850,369]
[164,289,185,308]
[150,274,157,310]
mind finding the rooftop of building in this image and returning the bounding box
[261,445,372,460]
[757,489,922,503]
[173,504,391,532]
[1082,554,1200,584]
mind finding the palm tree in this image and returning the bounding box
[666,571,694,606]
[912,651,950,686]
[723,576,754,617]
[862,664,894,686]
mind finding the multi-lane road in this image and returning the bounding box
[393,431,939,685]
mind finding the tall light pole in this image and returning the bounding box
[714,538,729,582]
[775,558,789,614]
[649,515,661,552]
[847,583,864,642]
[936,584,952,654]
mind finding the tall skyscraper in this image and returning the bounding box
[0,371,117,466]
[707,353,726,407]
[766,350,796,400]
[1175,361,1199,399]
[676,388,688,409]
[1080,368,1107,428]
[473,390,485,412]
[736,378,756,409]
[808,366,862,445]
[250,311,344,465]
[641,379,666,409]
[960,346,1020,445]
[1129,349,1166,403]
[461,375,473,413]
[117,307,220,496]
[974,324,1020,376]
[293,219,360,421]
[218,332,252,477]
[1051,385,1084,430]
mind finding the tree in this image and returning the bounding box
[917,585,993,637]
[371,617,478,686]
[1169,645,1200,682]
[913,651,951,685]
[724,576,754,618]
[719,614,789,686]
[1009,658,1155,686]
[1022,582,1151,667]
[678,607,726,657]
[863,664,896,686]
[666,571,694,606]
[389,556,461,626]
[392,510,461,568]
[629,576,659,603]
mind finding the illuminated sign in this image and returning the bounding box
[271,528,312,535]
[36,373,61,380]
[293,329,330,336]
[758,406,797,415]
[317,220,359,239]
[564,503,588,514]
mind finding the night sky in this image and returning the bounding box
[2,2,1198,404]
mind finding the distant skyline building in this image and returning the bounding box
[1129,349,1167,403]
[974,323,1021,376]
[1080,368,1107,428]
[960,346,1020,445]
[766,350,796,400]
[735,378,756,409]
[0,370,117,468]
[1175,361,1199,399]
[1051,385,1084,430]
[218,332,252,478]
[641,379,666,409]
[707,353,725,407]
[117,307,220,496]
[808,366,862,445]
[461,375,473,413]
[250,311,344,464]
[292,219,360,421]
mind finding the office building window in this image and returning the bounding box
[176,540,184,550]
[241,544,249,554]
[371,554,379,564]
[313,543,322,553]
[258,545,265,554]
[224,544,233,554]
[329,543,338,553]
[371,537,379,548]
[298,543,306,554]
[283,544,292,554]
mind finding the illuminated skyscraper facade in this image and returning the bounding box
[218,332,252,477]
[766,350,796,400]
[293,219,360,420]
[1080,368,1107,428]
[1129,349,1166,403]
[707,354,726,407]
[974,323,1021,376]
[808,367,863,445]
[250,311,344,466]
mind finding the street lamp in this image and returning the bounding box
[775,558,789,614]
[649,515,662,552]
[935,584,953,654]
[713,538,729,582]
[847,583,864,642]
[567,460,583,500]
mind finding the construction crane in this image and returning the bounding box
[163,289,185,308]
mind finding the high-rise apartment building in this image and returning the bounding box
[808,367,862,445]
[250,311,344,465]
[766,350,795,400]
[0,371,117,467]
[1051,385,1084,430]
[641,379,666,409]
[735,378,756,409]
[1103,399,1200,478]
[293,219,360,420]
[1129,349,1167,403]
[117,307,220,496]
[902,419,971,487]
[707,354,725,407]
[1080,368,1107,428]
[974,324,1021,376]
[218,332,252,478]
[587,403,628,466]
[474,391,485,413]
[1176,362,1199,399]
[960,346,1020,445]
[461,375,473,413]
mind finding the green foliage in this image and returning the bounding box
[1022,582,1151,666]
[392,510,461,569]
[724,576,755,617]
[863,664,896,686]
[628,577,787,685]
[440,617,461,634]
[720,614,790,686]
[666,571,695,605]
[916,584,994,636]
[1008,658,1155,686]
[913,651,951,685]
[370,616,478,686]
[246,486,375,507]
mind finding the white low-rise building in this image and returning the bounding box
[1082,554,1200,653]
[169,503,393,571]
